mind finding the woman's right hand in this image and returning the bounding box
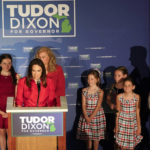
[1,112,8,118]
[16,74,21,83]
[16,105,22,107]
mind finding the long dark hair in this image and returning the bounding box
[26,58,47,88]
[0,54,17,85]
[115,66,128,76]
[123,77,135,86]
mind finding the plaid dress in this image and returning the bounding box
[115,94,143,149]
[76,89,106,140]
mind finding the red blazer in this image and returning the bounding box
[15,77,56,107]
[47,65,65,106]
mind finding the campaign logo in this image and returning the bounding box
[20,116,56,133]
[68,46,78,52]
[12,113,63,136]
[79,54,90,60]
[68,82,79,89]
[2,0,76,37]
[90,63,101,69]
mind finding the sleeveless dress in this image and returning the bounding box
[0,75,15,129]
[76,89,106,140]
[115,94,143,149]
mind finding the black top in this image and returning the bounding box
[102,84,124,113]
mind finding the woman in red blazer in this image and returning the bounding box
[35,47,65,106]
[15,58,56,107]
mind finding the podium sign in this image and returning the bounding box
[7,96,68,150]
[12,112,63,137]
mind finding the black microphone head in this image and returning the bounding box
[37,79,41,84]
[37,80,41,92]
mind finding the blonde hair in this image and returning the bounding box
[35,47,56,72]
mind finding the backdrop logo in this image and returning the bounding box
[68,83,79,89]
[79,54,90,60]
[2,0,76,37]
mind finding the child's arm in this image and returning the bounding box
[115,94,121,133]
[106,85,115,109]
[89,89,104,120]
[136,94,141,135]
[106,94,112,107]
[82,89,90,123]
[106,94,115,110]
[14,74,21,106]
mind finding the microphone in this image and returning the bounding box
[37,80,41,93]
[37,80,41,106]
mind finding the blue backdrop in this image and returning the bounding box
[0,0,150,150]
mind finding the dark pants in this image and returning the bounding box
[105,113,117,150]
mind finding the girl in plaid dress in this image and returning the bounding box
[115,77,143,150]
[77,69,106,150]
[105,66,128,143]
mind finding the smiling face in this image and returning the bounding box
[114,70,127,83]
[38,51,50,67]
[88,74,99,87]
[123,80,135,93]
[32,64,42,81]
[0,58,12,72]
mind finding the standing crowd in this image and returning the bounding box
[0,47,146,150]
[76,67,143,150]
[0,47,65,150]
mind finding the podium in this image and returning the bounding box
[6,96,68,150]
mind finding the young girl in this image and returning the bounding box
[77,69,106,150]
[106,66,128,110]
[0,54,18,150]
[105,66,128,145]
[115,77,143,150]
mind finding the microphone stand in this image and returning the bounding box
[36,80,41,106]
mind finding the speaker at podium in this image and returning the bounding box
[6,96,68,150]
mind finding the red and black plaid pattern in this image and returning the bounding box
[77,89,106,140]
[115,94,143,149]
